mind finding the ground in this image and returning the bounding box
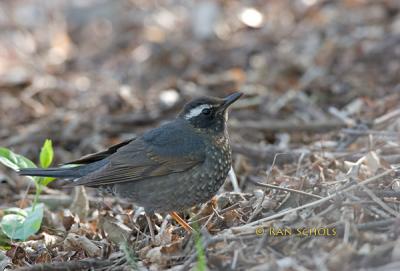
[0,0,400,270]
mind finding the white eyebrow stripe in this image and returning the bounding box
[184,104,212,119]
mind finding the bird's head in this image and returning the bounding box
[178,92,243,133]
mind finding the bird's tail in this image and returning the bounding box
[18,159,108,182]
[18,167,83,179]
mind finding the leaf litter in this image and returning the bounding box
[0,0,400,270]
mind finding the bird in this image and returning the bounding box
[19,92,243,239]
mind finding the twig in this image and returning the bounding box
[344,193,392,219]
[188,202,241,225]
[337,123,369,151]
[366,261,400,271]
[248,176,323,199]
[201,212,215,231]
[247,192,265,223]
[374,108,400,125]
[211,206,224,220]
[179,234,255,271]
[295,151,307,177]
[360,185,400,217]
[357,218,398,231]
[355,189,400,198]
[382,154,400,165]
[334,218,399,236]
[341,129,400,138]
[14,258,112,271]
[15,194,120,210]
[341,199,352,244]
[232,144,307,164]
[230,119,346,133]
[237,168,397,228]
[368,205,392,219]
[266,152,285,183]
[328,106,356,126]
[231,250,239,270]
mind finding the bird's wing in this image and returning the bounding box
[72,121,206,187]
[64,139,135,165]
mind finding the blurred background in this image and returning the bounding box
[1,0,399,161]
[1,0,400,270]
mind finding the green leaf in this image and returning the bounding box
[0,147,36,171]
[0,231,11,250]
[3,208,27,217]
[38,140,55,187]
[38,177,56,186]
[39,139,53,168]
[0,204,44,240]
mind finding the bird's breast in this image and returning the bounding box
[203,136,232,181]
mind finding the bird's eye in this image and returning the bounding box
[202,108,211,115]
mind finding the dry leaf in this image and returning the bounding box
[146,247,169,266]
[364,151,381,174]
[100,215,132,244]
[392,179,400,192]
[63,233,101,257]
[42,232,62,248]
[155,226,173,246]
[6,245,25,264]
[0,251,12,271]
[70,186,89,221]
[160,239,182,254]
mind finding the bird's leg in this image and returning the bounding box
[97,187,113,210]
[145,212,156,242]
[170,211,194,232]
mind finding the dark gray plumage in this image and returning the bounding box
[19,92,242,213]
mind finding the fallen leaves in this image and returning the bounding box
[63,233,102,258]
[100,215,132,244]
[70,186,89,221]
[1,0,400,270]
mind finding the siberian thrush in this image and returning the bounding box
[19,92,243,237]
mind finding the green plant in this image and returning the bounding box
[193,224,206,271]
[0,204,44,241]
[0,230,11,250]
[120,241,138,270]
[34,139,55,208]
[0,139,55,240]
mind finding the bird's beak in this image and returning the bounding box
[219,92,243,111]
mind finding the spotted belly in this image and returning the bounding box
[111,144,232,213]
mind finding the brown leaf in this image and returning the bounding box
[100,215,132,244]
[6,245,25,264]
[35,250,52,264]
[62,210,76,231]
[63,233,102,257]
[364,151,381,174]
[159,239,183,254]
[70,186,89,221]
[146,247,169,267]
